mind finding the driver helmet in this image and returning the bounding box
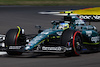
[58,23,69,30]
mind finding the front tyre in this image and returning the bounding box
[5,27,26,55]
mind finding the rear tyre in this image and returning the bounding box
[72,31,82,55]
[5,28,26,55]
[61,29,82,56]
[98,31,100,51]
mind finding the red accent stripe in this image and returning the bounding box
[76,15,83,20]
[15,33,19,46]
[73,31,80,55]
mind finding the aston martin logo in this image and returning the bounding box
[86,31,92,37]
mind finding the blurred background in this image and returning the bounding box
[0,0,99,6]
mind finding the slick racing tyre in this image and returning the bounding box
[5,27,26,55]
[61,29,82,56]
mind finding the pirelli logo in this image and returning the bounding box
[79,15,100,21]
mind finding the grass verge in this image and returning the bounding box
[0,0,100,6]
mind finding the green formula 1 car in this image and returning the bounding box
[0,14,100,57]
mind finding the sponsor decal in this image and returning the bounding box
[42,46,62,51]
[79,15,92,19]
[79,15,100,20]
[75,20,85,24]
[66,47,72,50]
[86,26,93,30]
[86,31,92,37]
[9,46,21,49]
[91,36,100,43]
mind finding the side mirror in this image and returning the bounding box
[35,25,41,29]
[51,21,60,25]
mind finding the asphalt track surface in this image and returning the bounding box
[0,6,100,67]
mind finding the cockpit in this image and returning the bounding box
[74,19,85,25]
[51,21,70,30]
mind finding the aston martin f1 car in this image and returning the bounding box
[0,14,100,56]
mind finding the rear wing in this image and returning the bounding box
[39,7,100,22]
[78,15,100,22]
[64,15,100,22]
[72,7,100,21]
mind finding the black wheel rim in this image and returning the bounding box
[74,35,82,54]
